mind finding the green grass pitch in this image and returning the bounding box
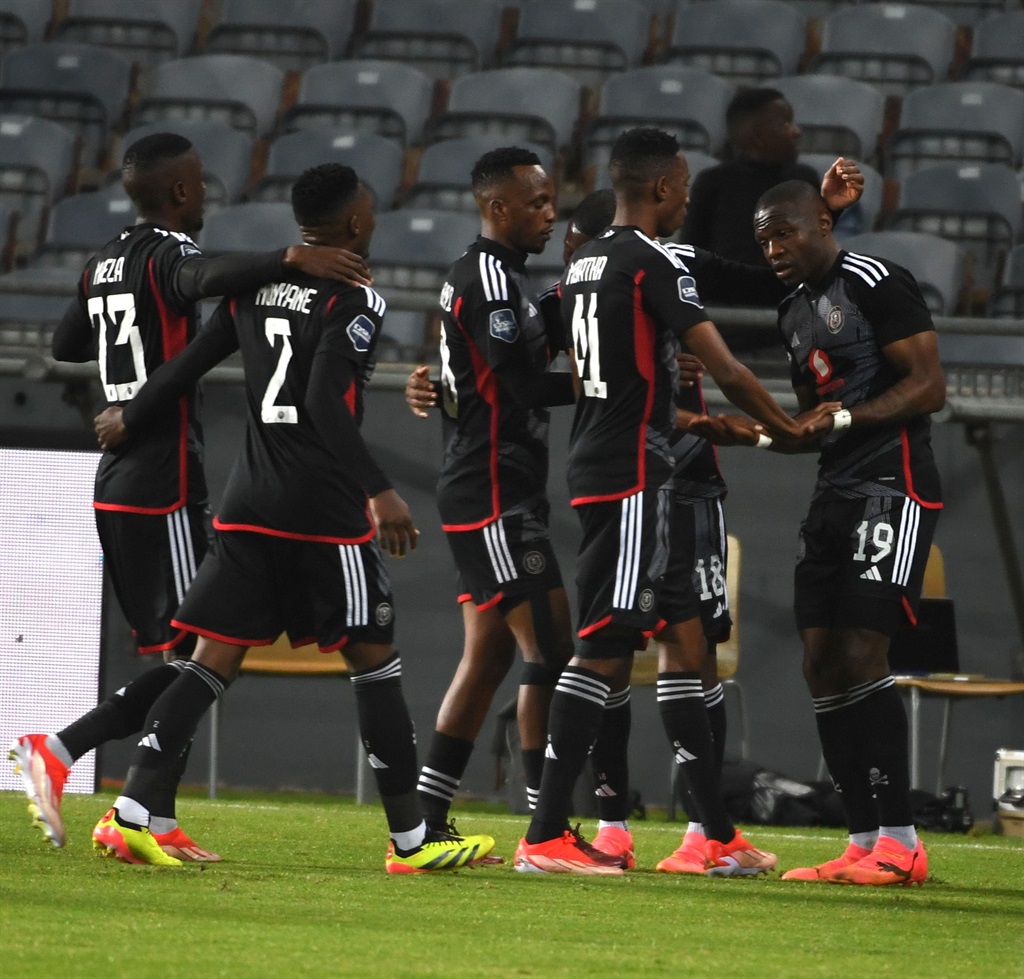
[2,789,1022,978]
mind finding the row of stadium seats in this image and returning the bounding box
[2,0,1020,80]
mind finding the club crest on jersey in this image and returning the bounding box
[489,308,519,343]
[375,603,394,627]
[677,275,702,307]
[523,551,546,575]
[826,305,844,334]
[638,589,655,613]
[346,314,375,352]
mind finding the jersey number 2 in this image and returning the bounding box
[571,293,607,399]
[88,293,146,401]
[261,317,298,424]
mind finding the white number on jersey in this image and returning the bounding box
[89,293,147,401]
[571,292,607,399]
[439,323,458,415]
[261,316,298,424]
[853,519,894,563]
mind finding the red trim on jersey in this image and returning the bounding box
[136,629,191,655]
[642,617,668,639]
[476,591,504,612]
[82,268,90,294]
[901,427,943,510]
[149,257,190,509]
[633,270,655,488]
[319,635,350,653]
[289,635,317,648]
[456,592,474,604]
[171,619,275,647]
[212,515,375,545]
[579,614,613,638]
[94,499,185,515]
[571,488,638,507]
[230,297,237,316]
[343,378,357,416]
[326,295,337,314]
[901,596,918,626]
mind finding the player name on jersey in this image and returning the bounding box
[255,282,318,313]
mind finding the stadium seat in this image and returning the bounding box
[0,289,73,360]
[0,114,76,252]
[841,230,967,315]
[253,130,404,210]
[54,0,202,69]
[426,68,582,157]
[351,0,505,80]
[0,196,15,269]
[32,185,135,272]
[809,4,957,97]
[886,162,1023,291]
[370,209,480,293]
[664,0,808,86]
[585,66,733,173]
[133,54,285,139]
[800,152,884,241]
[403,137,553,213]
[200,202,301,255]
[965,10,1024,90]
[0,42,132,167]
[774,75,885,164]
[896,0,1009,28]
[203,0,357,73]
[503,0,652,90]
[0,0,52,55]
[885,82,1024,181]
[988,243,1024,319]
[116,120,254,209]
[283,61,434,147]
[377,309,433,361]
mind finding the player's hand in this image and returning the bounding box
[782,401,844,442]
[93,406,127,451]
[283,245,372,287]
[820,158,864,212]
[687,413,767,447]
[676,352,705,388]
[370,489,420,557]
[405,365,437,418]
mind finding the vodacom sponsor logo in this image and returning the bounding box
[810,348,845,396]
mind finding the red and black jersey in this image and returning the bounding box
[56,223,207,513]
[436,236,552,530]
[123,277,390,544]
[562,226,708,505]
[779,250,942,506]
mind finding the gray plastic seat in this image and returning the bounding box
[810,5,957,97]
[504,0,652,90]
[966,11,1024,90]
[989,243,1024,319]
[886,81,1024,180]
[0,0,52,55]
[31,185,134,272]
[775,75,885,164]
[0,288,73,358]
[665,0,808,85]
[54,0,202,69]
[204,0,357,73]
[427,68,582,157]
[842,231,966,315]
[899,0,1010,28]
[0,114,76,250]
[587,66,733,169]
[404,137,553,213]
[377,310,432,361]
[284,61,434,147]
[254,130,404,210]
[800,152,884,241]
[370,209,479,293]
[352,0,505,81]
[0,42,132,166]
[117,120,254,208]
[133,54,285,139]
[200,202,301,254]
[887,162,1023,291]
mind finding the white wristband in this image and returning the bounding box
[831,409,852,432]
[755,434,773,449]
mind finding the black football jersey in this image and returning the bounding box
[779,250,942,504]
[213,279,386,542]
[61,223,208,513]
[562,226,708,504]
[436,236,552,530]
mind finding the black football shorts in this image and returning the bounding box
[795,494,940,637]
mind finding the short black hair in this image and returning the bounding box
[755,178,823,214]
[121,132,194,210]
[470,146,543,192]
[726,87,787,131]
[570,189,615,238]
[608,127,680,197]
[291,163,362,227]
